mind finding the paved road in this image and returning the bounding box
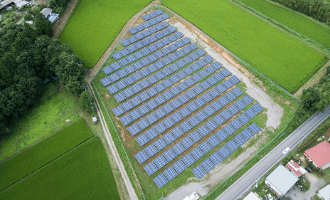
[86,82,138,200]
[217,105,330,200]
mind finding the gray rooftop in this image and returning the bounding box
[266,165,298,195]
[319,185,330,200]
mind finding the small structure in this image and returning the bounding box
[318,185,330,200]
[92,116,97,124]
[40,8,59,23]
[183,191,199,200]
[304,141,330,170]
[15,1,30,9]
[25,20,34,25]
[243,192,260,200]
[285,160,306,177]
[265,165,299,197]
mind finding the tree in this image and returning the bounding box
[301,87,320,112]
[34,13,53,37]
[79,91,94,113]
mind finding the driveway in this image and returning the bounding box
[284,173,326,200]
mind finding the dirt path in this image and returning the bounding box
[52,0,79,39]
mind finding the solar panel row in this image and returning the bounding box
[130,12,169,35]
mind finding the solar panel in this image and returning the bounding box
[181,153,196,167]
[210,101,222,111]
[155,82,166,93]
[132,72,143,82]
[132,62,144,70]
[235,100,246,110]
[112,51,123,60]
[162,67,172,76]
[215,83,227,94]
[172,142,186,155]
[138,104,150,116]
[110,62,121,71]
[223,124,236,135]
[218,146,231,159]
[154,122,167,134]
[215,129,228,142]
[245,108,257,119]
[226,140,239,152]
[184,77,196,87]
[192,165,206,179]
[173,31,183,39]
[169,75,180,84]
[238,113,250,125]
[161,47,171,55]
[163,148,177,162]
[146,99,158,110]
[112,106,125,117]
[229,75,240,85]
[154,137,167,151]
[201,93,214,103]
[176,49,185,58]
[186,102,198,113]
[206,77,218,87]
[129,109,142,121]
[252,103,264,114]
[161,20,169,27]
[154,155,168,169]
[122,101,134,112]
[199,69,210,78]
[209,151,223,165]
[242,95,253,105]
[146,88,158,98]
[189,52,199,61]
[163,132,176,145]
[137,118,150,130]
[139,91,150,102]
[200,81,211,91]
[120,115,132,126]
[223,80,233,89]
[153,173,168,189]
[154,95,166,106]
[102,66,113,75]
[195,49,206,57]
[179,107,191,118]
[133,51,144,60]
[220,68,231,77]
[218,96,230,107]
[189,131,202,143]
[141,29,151,37]
[171,126,184,138]
[182,46,192,54]
[163,117,175,129]
[220,109,232,120]
[205,120,218,132]
[205,65,216,74]
[201,158,215,173]
[180,121,192,133]
[184,67,194,77]
[227,104,240,115]
[107,84,119,94]
[167,26,176,33]
[194,97,206,107]
[136,133,150,146]
[168,53,179,62]
[142,13,151,21]
[139,79,151,90]
[148,25,157,33]
[188,116,200,127]
[248,122,261,134]
[135,150,149,164]
[162,103,174,114]
[145,128,158,140]
[191,147,204,160]
[188,43,198,50]
[145,113,158,124]
[199,141,212,154]
[129,27,138,35]
[145,144,159,157]
[183,56,193,64]
[234,133,246,146]
[123,88,135,98]
[231,87,243,98]
[195,111,208,122]
[131,84,142,94]
[177,83,188,92]
[231,118,243,130]
[191,74,202,82]
[172,160,187,174]
[148,43,157,52]
[127,124,141,136]
[163,166,178,181]
[241,128,254,140]
[212,114,225,126]
[180,136,194,149]
[197,59,207,68]
[154,108,166,119]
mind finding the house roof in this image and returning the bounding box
[266,165,298,195]
[318,185,330,200]
[304,141,330,168]
[243,192,260,200]
[286,160,302,177]
[40,8,52,18]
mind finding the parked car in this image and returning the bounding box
[305,166,313,173]
[282,147,290,155]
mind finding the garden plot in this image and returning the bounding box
[93,7,283,199]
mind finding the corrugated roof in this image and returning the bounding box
[286,160,302,177]
[305,141,330,168]
[266,165,298,195]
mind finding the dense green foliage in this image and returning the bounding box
[271,0,330,25]
[162,0,328,92]
[49,0,71,16]
[34,12,54,37]
[79,91,94,113]
[0,120,93,191]
[0,24,85,135]
[59,0,152,68]
[0,138,119,200]
[238,0,330,48]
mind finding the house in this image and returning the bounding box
[243,192,260,200]
[304,141,330,170]
[40,8,59,23]
[183,192,199,200]
[15,0,30,9]
[265,165,299,196]
[318,185,330,200]
[285,160,306,177]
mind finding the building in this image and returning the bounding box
[40,8,59,23]
[265,165,299,196]
[183,192,199,200]
[243,192,260,200]
[318,185,330,200]
[304,141,330,170]
[285,160,306,177]
[15,0,30,9]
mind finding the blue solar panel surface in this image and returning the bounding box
[192,165,206,179]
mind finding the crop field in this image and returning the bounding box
[0,138,119,200]
[92,8,273,199]
[0,120,93,191]
[162,0,328,92]
[0,82,84,162]
[238,0,330,48]
[59,0,152,68]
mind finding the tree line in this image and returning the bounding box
[271,0,330,25]
[0,21,86,135]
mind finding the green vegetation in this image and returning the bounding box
[0,82,83,161]
[0,138,119,200]
[162,0,328,92]
[238,0,330,48]
[59,0,152,68]
[0,120,93,191]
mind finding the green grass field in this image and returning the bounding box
[59,0,152,68]
[162,0,328,92]
[238,0,330,48]
[0,120,93,191]
[0,82,83,162]
[0,138,119,200]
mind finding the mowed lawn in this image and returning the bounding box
[0,82,83,161]
[0,120,93,191]
[0,138,119,200]
[239,0,330,48]
[162,0,328,92]
[59,0,152,68]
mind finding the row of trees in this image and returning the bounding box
[0,22,86,135]
[302,66,330,112]
[49,0,72,16]
[271,0,330,25]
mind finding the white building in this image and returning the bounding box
[243,192,261,200]
[40,8,59,23]
[265,165,299,196]
[318,185,330,200]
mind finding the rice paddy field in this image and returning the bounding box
[238,0,330,48]
[59,0,152,68]
[162,0,328,92]
[0,120,93,191]
[0,138,119,200]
